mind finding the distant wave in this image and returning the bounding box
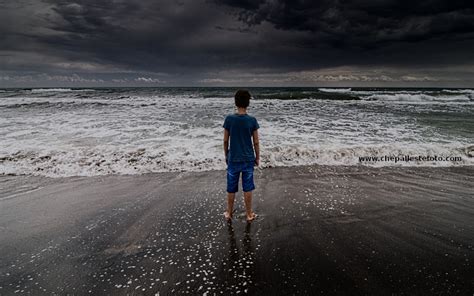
[0,101,114,109]
[364,93,472,103]
[30,88,95,93]
[1,144,472,177]
[0,97,158,108]
[31,88,74,93]
[255,91,360,100]
[442,89,474,94]
[318,88,352,93]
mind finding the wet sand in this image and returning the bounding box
[0,165,473,295]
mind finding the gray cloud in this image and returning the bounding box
[0,0,473,86]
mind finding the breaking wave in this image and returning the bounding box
[363,93,473,103]
[1,144,472,177]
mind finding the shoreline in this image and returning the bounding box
[1,165,473,295]
[1,161,474,180]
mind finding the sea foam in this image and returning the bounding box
[0,143,472,177]
[0,87,473,177]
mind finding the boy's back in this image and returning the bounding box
[223,113,259,163]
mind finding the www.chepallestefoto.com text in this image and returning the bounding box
[358,155,462,163]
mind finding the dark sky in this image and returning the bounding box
[1,0,474,87]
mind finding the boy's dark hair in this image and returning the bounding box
[234,89,251,108]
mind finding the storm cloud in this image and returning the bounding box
[1,0,473,86]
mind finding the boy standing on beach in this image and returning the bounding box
[223,90,260,222]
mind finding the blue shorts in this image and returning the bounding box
[226,161,255,193]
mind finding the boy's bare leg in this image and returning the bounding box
[224,192,235,220]
[244,191,256,221]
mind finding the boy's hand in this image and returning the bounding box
[254,158,259,166]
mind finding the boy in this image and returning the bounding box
[223,90,260,222]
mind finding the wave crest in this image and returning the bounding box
[1,144,471,177]
[30,88,95,93]
[319,88,352,93]
[364,93,472,103]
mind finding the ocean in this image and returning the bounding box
[0,87,473,177]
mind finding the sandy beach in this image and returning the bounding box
[0,165,473,295]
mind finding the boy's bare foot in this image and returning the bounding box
[223,211,232,221]
[246,212,257,222]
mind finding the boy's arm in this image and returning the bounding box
[252,129,260,166]
[223,128,230,164]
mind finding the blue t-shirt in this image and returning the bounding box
[223,113,260,162]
